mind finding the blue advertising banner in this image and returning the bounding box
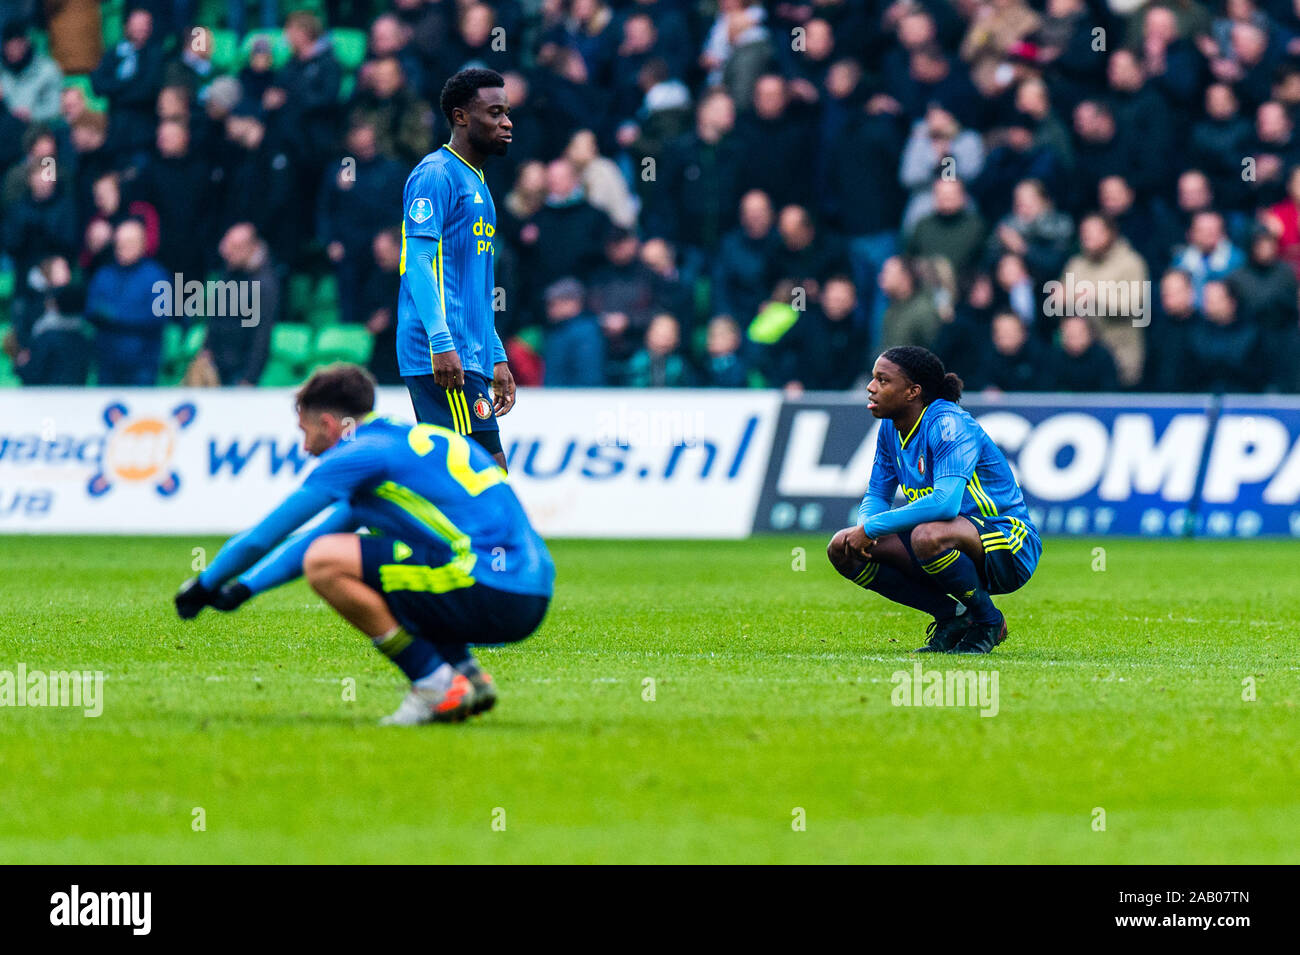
[1207,397,1300,537]
[754,394,1221,537]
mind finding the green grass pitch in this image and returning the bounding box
[1,535,1296,864]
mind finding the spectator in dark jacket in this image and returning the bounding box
[765,204,848,301]
[1188,280,1262,393]
[985,178,1073,286]
[215,106,296,266]
[543,278,605,387]
[201,223,279,386]
[986,310,1043,392]
[1144,268,1201,392]
[85,220,170,385]
[4,161,79,295]
[348,56,434,167]
[1231,228,1300,391]
[713,189,778,325]
[91,7,165,158]
[317,120,405,325]
[135,118,213,283]
[1049,315,1121,391]
[359,227,404,385]
[586,228,660,336]
[528,158,613,314]
[11,255,90,385]
[700,315,749,388]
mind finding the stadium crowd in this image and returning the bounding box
[2,0,1300,393]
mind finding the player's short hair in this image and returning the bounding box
[440,68,505,128]
[296,364,376,419]
[881,346,963,404]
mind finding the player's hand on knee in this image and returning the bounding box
[175,577,216,619]
[844,524,875,560]
[432,348,464,390]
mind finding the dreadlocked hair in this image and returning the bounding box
[880,346,963,403]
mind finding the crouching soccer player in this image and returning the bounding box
[826,346,1041,653]
[174,364,554,724]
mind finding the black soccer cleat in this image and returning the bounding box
[915,615,972,653]
[952,614,1008,654]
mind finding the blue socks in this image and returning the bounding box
[919,549,1001,625]
[852,561,960,620]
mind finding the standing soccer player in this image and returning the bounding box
[826,347,1042,653]
[398,68,514,469]
[174,365,554,724]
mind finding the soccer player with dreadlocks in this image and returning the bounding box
[826,346,1042,653]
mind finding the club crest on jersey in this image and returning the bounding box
[473,397,493,419]
[918,453,925,476]
[408,197,433,223]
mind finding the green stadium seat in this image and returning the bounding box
[338,72,356,103]
[287,273,316,322]
[0,270,13,302]
[210,28,241,74]
[329,29,367,73]
[271,323,313,369]
[512,325,545,355]
[314,325,373,366]
[241,30,290,70]
[258,361,303,387]
[304,274,340,327]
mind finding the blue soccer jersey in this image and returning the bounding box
[862,399,1037,538]
[397,144,505,378]
[301,415,554,596]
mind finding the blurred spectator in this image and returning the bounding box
[906,178,987,281]
[45,0,104,75]
[986,310,1042,392]
[787,275,868,391]
[1058,213,1151,386]
[216,105,295,266]
[359,227,403,385]
[135,118,212,283]
[543,278,605,387]
[1144,268,1201,393]
[586,227,658,335]
[734,74,813,210]
[9,255,90,385]
[84,220,169,385]
[1,19,63,123]
[713,189,778,325]
[899,105,985,231]
[1048,315,1120,391]
[5,157,78,294]
[766,204,848,302]
[1173,210,1245,306]
[700,314,748,388]
[201,223,279,386]
[79,170,160,272]
[91,7,164,157]
[626,312,693,387]
[878,256,941,351]
[1187,279,1261,393]
[985,179,1073,285]
[164,25,215,97]
[528,158,613,314]
[1231,227,1300,390]
[316,120,405,325]
[563,128,637,230]
[348,55,434,167]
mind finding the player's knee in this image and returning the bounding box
[303,536,349,585]
[910,522,948,559]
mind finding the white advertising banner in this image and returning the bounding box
[0,388,781,538]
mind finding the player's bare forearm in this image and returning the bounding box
[493,361,516,416]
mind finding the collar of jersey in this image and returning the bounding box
[897,403,930,450]
[441,143,485,183]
